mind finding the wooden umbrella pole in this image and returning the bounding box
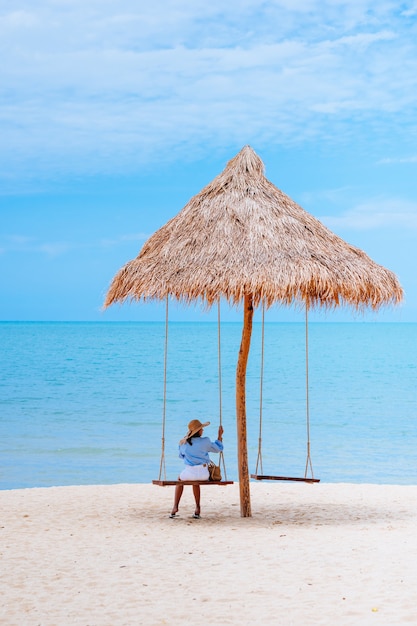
[236,293,254,518]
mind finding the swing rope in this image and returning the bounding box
[217,298,228,480]
[157,296,169,482]
[304,304,315,479]
[254,302,265,475]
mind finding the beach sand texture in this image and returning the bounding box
[1,482,416,626]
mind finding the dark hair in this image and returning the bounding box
[186,432,202,446]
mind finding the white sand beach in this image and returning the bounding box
[1,482,416,625]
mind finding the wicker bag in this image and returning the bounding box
[208,461,222,481]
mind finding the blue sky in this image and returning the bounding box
[1,0,416,322]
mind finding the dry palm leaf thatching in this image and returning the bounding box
[104,146,403,311]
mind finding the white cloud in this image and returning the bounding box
[0,232,149,257]
[0,235,72,256]
[378,155,417,164]
[1,1,417,178]
[319,198,417,230]
[38,242,72,257]
[401,3,417,17]
[0,10,38,28]
[6,235,34,246]
[100,233,150,247]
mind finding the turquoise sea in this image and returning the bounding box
[1,321,416,489]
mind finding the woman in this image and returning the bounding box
[170,419,224,519]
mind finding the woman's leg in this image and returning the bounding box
[192,484,201,517]
[171,483,184,516]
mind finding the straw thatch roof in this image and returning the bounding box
[104,146,403,310]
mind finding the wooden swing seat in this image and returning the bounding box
[152,479,234,486]
[251,474,320,483]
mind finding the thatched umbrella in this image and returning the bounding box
[104,145,403,517]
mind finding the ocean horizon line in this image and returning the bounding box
[1,319,415,325]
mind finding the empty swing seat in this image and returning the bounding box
[250,306,321,487]
[251,474,320,483]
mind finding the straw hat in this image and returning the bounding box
[180,419,210,443]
